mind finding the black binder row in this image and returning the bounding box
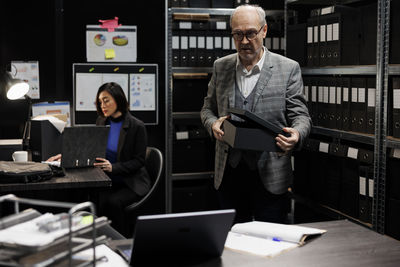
[387,151,400,240]
[306,5,361,67]
[172,16,285,67]
[172,19,234,67]
[303,76,400,138]
[294,139,374,224]
[288,2,400,67]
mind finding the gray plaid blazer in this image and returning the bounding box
[200,50,311,194]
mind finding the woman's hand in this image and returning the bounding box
[47,154,62,162]
[93,157,112,172]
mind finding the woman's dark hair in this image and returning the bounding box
[96,82,129,117]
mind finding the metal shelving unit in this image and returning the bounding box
[285,0,393,233]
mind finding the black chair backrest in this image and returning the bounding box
[145,147,163,186]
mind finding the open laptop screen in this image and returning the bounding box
[117,209,235,265]
[61,126,109,169]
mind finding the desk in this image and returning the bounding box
[0,167,111,192]
[110,220,400,267]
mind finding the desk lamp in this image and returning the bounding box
[1,69,31,149]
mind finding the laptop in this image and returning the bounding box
[117,209,235,265]
[61,126,109,168]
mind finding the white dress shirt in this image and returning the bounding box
[235,47,267,98]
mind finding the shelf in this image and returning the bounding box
[292,193,373,229]
[173,67,213,74]
[172,171,214,181]
[287,0,367,5]
[173,112,200,119]
[311,126,375,146]
[170,8,285,17]
[301,65,378,75]
[387,136,400,149]
[301,65,400,75]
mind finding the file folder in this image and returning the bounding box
[359,3,377,65]
[393,77,400,138]
[302,76,312,118]
[193,21,208,67]
[172,22,180,67]
[366,77,376,134]
[306,19,314,67]
[335,76,343,130]
[188,34,197,67]
[287,23,307,66]
[327,77,337,129]
[350,77,367,133]
[341,76,352,131]
[357,148,373,165]
[179,28,189,67]
[310,77,318,126]
[340,155,359,218]
[318,15,327,66]
[359,165,373,224]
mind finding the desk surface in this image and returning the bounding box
[0,167,111,192]
[111,220,400,267]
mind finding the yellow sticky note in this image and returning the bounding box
[105,49,115,59]
[81,215,94,225]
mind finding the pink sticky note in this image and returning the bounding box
[99,17,121,32]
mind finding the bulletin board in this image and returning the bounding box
[73,63,158,125]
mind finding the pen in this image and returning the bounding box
[272,237,281,242]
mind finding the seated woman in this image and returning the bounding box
[49,82,150,235]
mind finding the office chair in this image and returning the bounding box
[125,146,163,213]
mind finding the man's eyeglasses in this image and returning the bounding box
[231,25,265,41]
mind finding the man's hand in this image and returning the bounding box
[212,115,230,141]
[275,127,299,152]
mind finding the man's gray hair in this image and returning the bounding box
[230,4,267,28]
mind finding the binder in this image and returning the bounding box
[309,14,320,67]
[393,77,400,138]
[390,0,400,64]
[316,77,325,127]
[178,21,191,67]
[341,76,352,131]
[214,20,227,61]
[307,16,319,67]
[318,15,327,66]
[359,3,377,65]
[310,77,319,125]
[388,149,400,200]
[357,148,373,165]
[302,76,312,119]
[366,77,376,134]
[205,21,215,67]
[350,77,367,133]
[327,76,337,129]
[335,76,343,130]
[193,21,208,67]
[317,5,361,66]
[172,22,180,67]
[222,18,231,57]
[359,165,373,224]
[340,151,359,218]
[188,32,197,67]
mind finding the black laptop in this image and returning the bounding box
[61,126,109,168]
[117,209,235,265]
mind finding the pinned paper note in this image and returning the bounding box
[105,49,116,59]
[99,17,121,32]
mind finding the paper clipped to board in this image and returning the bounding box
[225,221,326,257]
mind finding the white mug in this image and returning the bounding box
[12,151,28,162]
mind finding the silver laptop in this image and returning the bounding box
[117,209,235,265]
[61,126,109,168]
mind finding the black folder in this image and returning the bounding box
[340,155,359,218]
[188,32,197,67]
[30,120,62,162]
[179,28,189,67]
[318,15,327,66]
[222,108,288,152]
[287,23,307,66]
[366,77,376,134]
[350,77,367,133]
[358,165,373,224]
[172,22,180,67]
[193,21,208,67]
[327,77,337,129]
[392,77,400,138]
[341,76,352,131]
[306,15,318,67]
[205,21,215,67]
[334,76,343,130]
[309,77,318,126]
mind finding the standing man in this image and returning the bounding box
[200,5,311,223]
